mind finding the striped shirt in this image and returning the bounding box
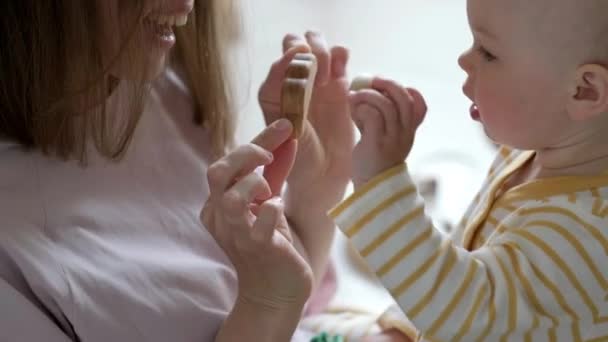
[330,147,608,341]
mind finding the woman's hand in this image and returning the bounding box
[202,119,313,310]
[257,31,355,289]
[258,32,354,210]
[350,77,427,189]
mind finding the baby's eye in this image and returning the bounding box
[477,46,497,62]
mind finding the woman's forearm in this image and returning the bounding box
[215,297,304,342]
[284,182,346,288]
[287,210,335,290]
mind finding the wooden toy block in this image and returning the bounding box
[281,53,318,139]
[349,74,374,91]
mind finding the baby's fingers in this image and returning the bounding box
[371,78,415,130]
[404,87,427,128]
[350,89,400,138]
[350,103,384,143]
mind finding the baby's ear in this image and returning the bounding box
[567,64,608,121]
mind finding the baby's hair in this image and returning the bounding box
[532,0,608,64]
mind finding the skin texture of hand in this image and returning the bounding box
[350,77,427,190]
[202,119,312,311]
[258,32,355,209]
[258,32,355,289]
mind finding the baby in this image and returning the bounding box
[332,0,608,340]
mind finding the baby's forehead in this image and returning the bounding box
[476,0,605,44]
[478,0,608,62]
[527,1,607,47]
[517,0,604,31]
[475,0,600,27]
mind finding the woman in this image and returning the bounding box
[0,0,408,340]
[1,1,245,340]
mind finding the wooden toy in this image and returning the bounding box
[281,53,318,138]
[349,74,374,91]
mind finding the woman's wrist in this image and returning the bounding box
[283,184,341,247]
[216,296,305,342]
[285,177,349,216]
[283,185,341,290]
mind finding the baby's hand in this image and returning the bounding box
[349,77,426,189]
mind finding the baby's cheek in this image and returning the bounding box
[475,87,498,115]
[479,82,515,114]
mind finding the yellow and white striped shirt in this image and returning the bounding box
[330,147,608,341]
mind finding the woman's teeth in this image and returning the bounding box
[150,14,189,27]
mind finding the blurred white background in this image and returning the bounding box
[225,0,498,313]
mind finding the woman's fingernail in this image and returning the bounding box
[266,152,274,162]
[290,44,310,54]
[273,119,292,131]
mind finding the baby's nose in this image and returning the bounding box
[458,49,474,72]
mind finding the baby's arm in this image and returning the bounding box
[331,169,605,340]
[348,76,426,189]
[337,82,605,339]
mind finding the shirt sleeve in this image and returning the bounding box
[329,164,607,341]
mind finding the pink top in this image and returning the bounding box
[0,70,329,341]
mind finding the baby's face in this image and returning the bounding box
[458,0,597,150]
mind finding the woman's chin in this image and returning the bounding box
[138,54,168,81]
[108,54,167,82]
[147,60,168,81]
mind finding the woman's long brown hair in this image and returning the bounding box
[175,0,237,159]
[0,0,236,162]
